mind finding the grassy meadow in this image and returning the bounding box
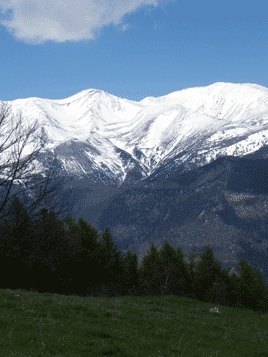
[0,287,268,356]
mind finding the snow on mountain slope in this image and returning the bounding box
[1,82,268,187]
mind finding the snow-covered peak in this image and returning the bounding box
[169,82,268,121]
[139,82,268,120]
[1,82,268,186]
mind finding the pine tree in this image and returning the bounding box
[61,215,82,251]
[157,242,176,295]
[96,227,127,296]
[191,246,230,302]
[0,195,38,290]
[157,242,194,297]
[119,250,140,296]
[22,207,76,294]
[183,245,200,297]
[58,217,105,296]
[231,259,268,314]
[0,195,36,260]
[138,243,164,296]
[32,207,71,268]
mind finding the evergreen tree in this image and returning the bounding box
[184,245,200,295]
[96,227,127,296]
[58,217,105,296]
[203,267,245,308]
[158,242,193,297]
[0,195,38,290]
[138,243,164,296]
[231,259,268,314]
[221,262,242,308]
[32,207,72,268]
[0,195,37,260]
[190,246,230,302]
[22,207,77,294]
[154,242,172,293]
[117,249,140,296]
[108,248,129,296]
[58,215,86,267]
[61,215,82,252]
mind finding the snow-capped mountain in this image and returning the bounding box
[1,82,268,187]
[1,81,268,284]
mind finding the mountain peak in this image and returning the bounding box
[1,81,268,187]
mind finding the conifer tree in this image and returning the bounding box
[0,195,38,290]
[138,243,164,296]
[184,245,200,295]
[119,250,140,296]
[191,246,230,301]
[157,242,175,293]
[58,215,85,262]
[203,266,246,308]
[95,227,127,296]
[0,195,36,259]
[51,214,83,294]
[31,208,72,267]
[23,207,77,293]
[58,217,105,296]
[109,248,131,296]
[158,242,193,297]
[231,259,268,313]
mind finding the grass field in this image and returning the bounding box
[0,287,267,356]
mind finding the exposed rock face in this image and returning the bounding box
[85,151,268,286]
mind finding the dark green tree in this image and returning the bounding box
[96,227,127,296]
[231,259,268,314]
[0,195,38,290]
[183,245,200,296]
[20,206,77,294]
[0,195,36,258]
[116,249,140,296]
[158,242,193,297]
[203,266,248,309]
[190,246,231,302]
[138,243,164,296]
[56,217,105,296]
[60,215,82,251]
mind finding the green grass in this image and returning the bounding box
[0,287,268,356]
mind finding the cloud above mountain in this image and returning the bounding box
[0,0,174,44]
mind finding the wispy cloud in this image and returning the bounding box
[0,0,159,45]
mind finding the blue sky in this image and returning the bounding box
[0,0,267,102]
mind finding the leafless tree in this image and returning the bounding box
[0,102,74,230]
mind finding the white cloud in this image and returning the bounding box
[0,0,163,44]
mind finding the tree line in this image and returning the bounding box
[0,103,268,315]
[1,194,268,315]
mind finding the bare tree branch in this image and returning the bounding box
[0,102,75,230]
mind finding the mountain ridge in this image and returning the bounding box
[2,81,268,188]
[1,82,268,284]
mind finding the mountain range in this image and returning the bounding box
[1,82,268,284]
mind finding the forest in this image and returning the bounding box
[1,194,268,315]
